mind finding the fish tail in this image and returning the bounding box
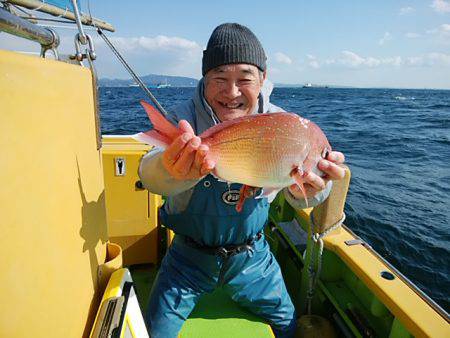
[132,130,172,148]
[133,100,182,147]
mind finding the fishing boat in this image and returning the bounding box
[1,1,449,337]
[157,78,171,89]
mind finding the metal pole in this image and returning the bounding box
[7,0,115,32]
[70,0,86,44]
[0,6,58,48]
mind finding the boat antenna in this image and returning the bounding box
[96,28,169,116]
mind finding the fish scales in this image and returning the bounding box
[202,114,319,187]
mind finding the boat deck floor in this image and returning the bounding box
[129,264,274,337]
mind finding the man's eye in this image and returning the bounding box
[214,78,226,84]
[239,79,253,85]
[321,148,329,158]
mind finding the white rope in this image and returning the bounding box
[55,6,68,18]
[306,212,346,315]
[31,0,45,12]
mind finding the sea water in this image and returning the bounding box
[99,86,450,312]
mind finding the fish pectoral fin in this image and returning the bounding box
[256,187,282,201]
[236,185,258,212]
[290,168,309,208]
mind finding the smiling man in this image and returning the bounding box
[204,64,264,121]
[138,23,345,338]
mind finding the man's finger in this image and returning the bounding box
[200,159,216,176]
[327,151,345,165]
[318,160,345,180]
[288,183,300,194]
[303,171,326,190]
[178,120,195,135]
[164,133,193,163]
[172,136,201,176]
[194,144,209,170]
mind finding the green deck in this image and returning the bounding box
[129,264,274,338]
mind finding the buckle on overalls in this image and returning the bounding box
[214,233,262,258]
[216,247,230,258]
[184,232,263,258]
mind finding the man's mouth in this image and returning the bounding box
[219,101,244,109]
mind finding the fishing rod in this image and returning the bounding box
[96,27,169,116]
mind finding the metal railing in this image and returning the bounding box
[0,6,58,50]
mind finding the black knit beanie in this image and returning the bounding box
[202,23,267,76]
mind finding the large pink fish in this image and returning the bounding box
[134,101,332,211]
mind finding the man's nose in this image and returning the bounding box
[222,82,240,98]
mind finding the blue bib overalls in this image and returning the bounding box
[146,175,296,338]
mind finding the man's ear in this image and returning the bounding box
[260,70,267,84]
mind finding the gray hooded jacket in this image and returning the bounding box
[138,79,332,214]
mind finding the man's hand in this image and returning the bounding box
[162,120,216,180]
[288,151,346,199]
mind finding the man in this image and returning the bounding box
[139,23,345,338]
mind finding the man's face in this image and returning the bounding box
[204,64,266,122]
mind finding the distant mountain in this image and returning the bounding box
[99,74,199,87]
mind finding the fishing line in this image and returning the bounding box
[96,28,168,117]
[85,0,168,116]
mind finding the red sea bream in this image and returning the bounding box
[134,101,332,211]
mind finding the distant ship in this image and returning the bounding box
[302,83,329,88]
[156,79,171,89]
[128,83,139,87]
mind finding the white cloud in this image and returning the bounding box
[406,53,450,66]
[406,56,424,66]
[326,51,450,69]
[399,6,415,15]
[306,54,320,69]
[329,51,402,68]
[431,0,450,13]
[96,35,203,78]
[440,23,450,35]
[337,51,368,67]
[383,56,403,66]
[426,24,450,43]
[379,32,392,45]
[274,52,292,65]
[405,32,421,38]
[427,52,450,64]
[109,35,202,54]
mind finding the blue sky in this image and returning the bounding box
[1,0,450,88]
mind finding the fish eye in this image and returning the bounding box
[321,148,330,159]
